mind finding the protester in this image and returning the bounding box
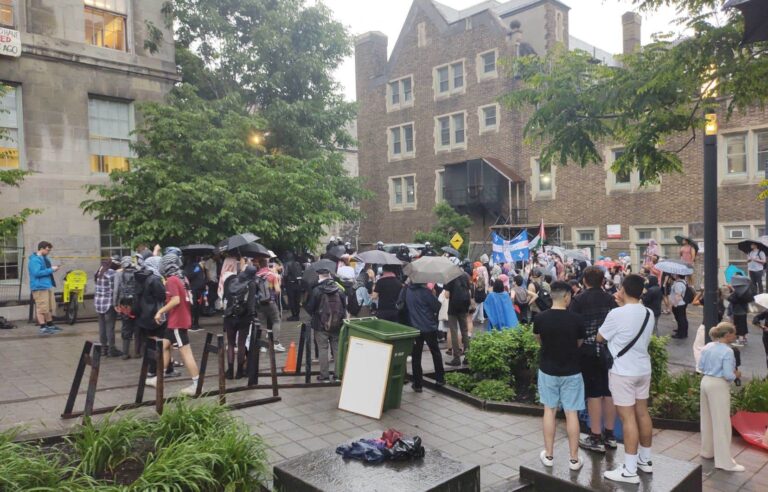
[472,261,489,324]
[534,281,585,471]
[679,238,697,265]
[28,241,62,335]
[643,239,659,269]
[94,257,122,357]
[747,243,766,295]
[282,252,304,321]
[698,322,744,472]
[255,257,286,353]
[752,310,768,369]
[670,274,690,339]
[641,275,663,336]
[305,268,346,382]
[597,274,654,484]
[183,256,206,331]
[134,256,170,379]
[114,256,140,359]
[484,279,518,331]
[372,265,402,322]
[528,270,550,320]
[569,266,618,454]
[402,281,445,392]
[511,275,532,323]
[203,254,219,315]
[444,269,472,366]
[222,266,258,379]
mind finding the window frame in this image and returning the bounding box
[604,146,660,193]
[630,224,688,271]
[0,225,22,285]
[571,227,598,261]
[386,122,415,162]
[0,0,15,28]
[99,219,131,259]
[0,84,25,170]
[388,174,418,211]
[718,127,768,185]
[478,103,500,134]
[433,111,467,152]
[435,169,445,204]
[433,59,466,99]
[476,49,499,82]
[88,96,136,174]
[386,75,414,112]
[84,0,130,53]
[530,156,556,201]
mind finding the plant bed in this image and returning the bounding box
[4,399,269,491]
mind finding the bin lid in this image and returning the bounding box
[343,318,419,340]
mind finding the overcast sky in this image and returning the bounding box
[321,0,683,101]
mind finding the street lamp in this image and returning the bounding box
[703,111,718,343]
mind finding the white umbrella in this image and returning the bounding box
[753,293,768,311]
[354,250,403,265]
[404,256,464,284]
[655,260,694,276]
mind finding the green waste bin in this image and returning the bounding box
[336,317,419,411]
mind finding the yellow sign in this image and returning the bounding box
[450,233,464,250]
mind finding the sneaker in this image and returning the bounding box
[39,327,55,335]
[569,456,584,471]
[407,356,412,362]
[164,370,181,379]
[108,347,123,357]
[179,383,198,396]
[273,343,286,353]
[539,450,554,468]
[732,340,745,347]
[604,465,640,484]
[48,325,63,332]
[579,433,606,453]
[145,376,157,388]
[189,325,203,333]
[411,384,423,393]
[260,347,267,353]
[445,359,461,367]
[604,430,618,450]
[637,458,653,474]
[317,376,332,383]
[718,464,745,472]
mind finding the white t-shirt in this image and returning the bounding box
[598,303,654,377]
[337,265,356,281]
[748,250,766,272]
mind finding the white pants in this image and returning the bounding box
[700,376,738,469]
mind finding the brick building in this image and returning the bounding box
[0,0,177,302]
[355,0,767,279]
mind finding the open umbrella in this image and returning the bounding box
[737,239,768,255]
[218,233,261,253]
[326,245,347,261]
[753,293,768,311]
[403,256,464,284]
[725,264,748,284]
[674,235,699,252]
[655,260,694,276]
[595,259,618,269]
[563,249,590,262]
[180,244,215,256]
[731,274,752,287]
[723,0,768,44]
[441,246,461,257]
[302,259,338,286]
[239,242,271,258]
[354,250,403,265]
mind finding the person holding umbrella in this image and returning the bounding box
[677,236,697,266]
[728,275,754,346]
[402,280,445,392]
[744,240,767,294]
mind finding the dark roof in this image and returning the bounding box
[483,157,525,183]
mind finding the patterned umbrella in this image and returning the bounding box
[655,260,694,276]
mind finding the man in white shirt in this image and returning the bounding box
[597,274,654,484]
[747,242,766,294]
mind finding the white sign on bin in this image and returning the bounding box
[338,336,392,420]
[0,27,21,58]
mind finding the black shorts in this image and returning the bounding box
[580,355,611,398]
[166,328,190,347]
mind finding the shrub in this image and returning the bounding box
[205,422,270,488]
[465,330,516,379]
[154,399,232,449]
[509,324,540,376]
[471,379,516,402]
[649,335,670,395]
[650,372,701,421]
[0,440,96,491]
[732,377,768,413]
[131,437,221,492]
[70,413,150,476]
[445,372,477,392]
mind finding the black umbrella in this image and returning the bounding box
[326,245,347,261]
[441,246,460,257]
[674,235,699,252]
[180,244,215,256]
[239,242,271,258]
[302,259,338,286]
[737,239,768,255]
[218,233,261,253]
[723,0,768,44]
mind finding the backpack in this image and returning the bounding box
[116,267,138,308]
[474,275,487,303]
[534,283,553,311]
[0,316,16,329]
[675,281,696,305]
[450,275,471,303]
[343,279,362,316]
[512,286,528,306]
[318,289,346,332]
[224,276,250,318]
[254,273,272,305]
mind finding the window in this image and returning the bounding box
[386,76,413,111]
[719,128,768,184]
[435,170,444,203]
[631,225,687,270]
[434,112,466,152]
[722,224,765,274]
[476,50,498,81]
[0,85,22,169]
[89,97,134,173]
[531,157,556,200]
[0,228,21,283]
[605,147,658,193]
[478,104,499,133]
[757,131,768,174]
[0,0,14,28]
[612,149,630,186]
[99,220,131,258]
[573,227,598,261]
[84,0,128,52]
[725,134,747,175]
[387,123,414,161]
[433,60,465,98]
[555,10,564,42]
[389,175,417,211]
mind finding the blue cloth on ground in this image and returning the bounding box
[336,440,392,463]
[483,291,519,331]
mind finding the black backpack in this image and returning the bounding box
[116,267,138,308]
[343,279,361,316]
[675,281,696,305]
[534,283,553,311]
[254,273,272,305]
[224,276,250,318]
[318,289,346,332]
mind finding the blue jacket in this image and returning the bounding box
[28,253,56,291]
[403,284,441,333]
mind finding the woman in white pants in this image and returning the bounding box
[698,322,744,472]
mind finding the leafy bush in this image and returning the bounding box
[205,422,270,489]
[732,377,768,413]
[471,379,516,402]
[650,372,701,421]
[70,414,150,476]
[154,399,232,449]
[0,440,96,491]
[509,324,540,377]
[445,372,477,392]
[465,330,516,379]
[649,335,670,395]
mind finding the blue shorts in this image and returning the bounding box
[537,371,585,412]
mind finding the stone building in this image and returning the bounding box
[355,0,766,278]
[0,0,177,302]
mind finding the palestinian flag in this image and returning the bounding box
[528,219,545,252]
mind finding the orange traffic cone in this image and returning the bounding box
[283,341,298,374]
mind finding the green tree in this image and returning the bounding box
[503,1,768,184]
[414,202,472,256]
[81,86,366,252]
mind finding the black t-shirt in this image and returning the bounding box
[533,309,586,376]
[444,273,471,315]
[374,276,402,311]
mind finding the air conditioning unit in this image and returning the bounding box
[729,229,746,240]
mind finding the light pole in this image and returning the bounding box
[703,112,718,343]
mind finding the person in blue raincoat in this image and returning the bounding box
[484,279,519,331]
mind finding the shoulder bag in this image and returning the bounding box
[603,308,651,370]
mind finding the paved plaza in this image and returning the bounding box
[0,308,767,490]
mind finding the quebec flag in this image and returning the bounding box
[492,231,529,264]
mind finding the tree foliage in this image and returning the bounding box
[414,202,472,255]
[503,1,768,184]
[81,86,366,252]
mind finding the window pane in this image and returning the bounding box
[437,171,444,202]
[0,229,20,282]
[99,219,130,259]
[85,0,127,14]
[89,98,134,169]
[757,131,768,174]
[661,227,683,240]
[727,244,748,270]
[452,62,463,89]
[389,82,399,105]
[483,52,496,73]
[393,179,403,204]
[539,160,552,191]
[439,117,450,146]
[453,114,464,144]
[615,169,631,184]
[637,229,654,240]
[90,155,129,173]
[404,125,413,153]
[483,106,496,128]
[405,176,415,203]
[578,231,594,242]
[402,78,412,102]
[0,0,12,28]
[438,67,449,92]
[726,134,747,174]
[0,128,19,169]
[390,128,401,155]
[0,85,18,128]
[85,6,127,51]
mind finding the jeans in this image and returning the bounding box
[314,329,339,379]
[672,304,688,337]
[98,307,117,348]
[750,270,764,295]
[411,331,444,388]
[286,283,302,317]
[256,301,281,343]
[448,313,470,360]
[206,281,218,313]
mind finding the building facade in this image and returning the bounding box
[355,0,767,278]
[0,0,177,301]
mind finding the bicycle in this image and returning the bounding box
[60,270,87,324]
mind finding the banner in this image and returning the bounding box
[492,231,529,264]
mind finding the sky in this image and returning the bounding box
[320,0,683,101]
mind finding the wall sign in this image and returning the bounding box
[0,28,21,58]
[606,224,622,239]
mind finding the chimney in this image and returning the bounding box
[354,32,388,103]
[622,11,641,54]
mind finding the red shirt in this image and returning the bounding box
[165,275,192,329]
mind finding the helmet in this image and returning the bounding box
[164,246,182,257]
[425,241,431,247]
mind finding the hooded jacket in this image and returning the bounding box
[642,276,663,317]
[28,253,56,291]
[305,278,347,331]
[403,284,441,333]
[134,268,167,332]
